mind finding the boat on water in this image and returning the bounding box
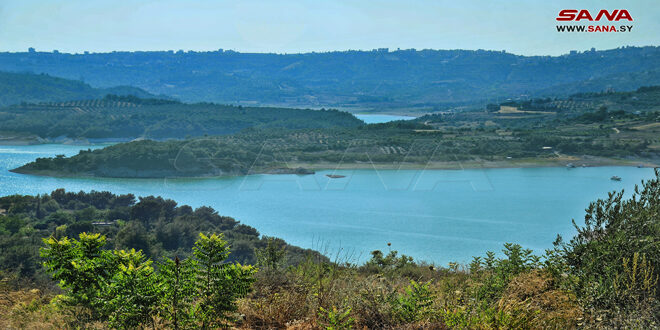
[566,163,576,168]
[611,176,622,181]
[326,174,346,179]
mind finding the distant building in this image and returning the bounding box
[92,222,114,226]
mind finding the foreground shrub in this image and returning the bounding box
[392,280,434,323]
[554,168,659,327]
[40,232,256,328]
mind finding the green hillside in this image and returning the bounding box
[0,95,363,140]
[2,47,660,111]
[0,71,157,107]
[13,108,659,178]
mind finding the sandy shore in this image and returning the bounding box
[287,156,659,171]
[11,155,658,179]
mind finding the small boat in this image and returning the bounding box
[566,163,575,168]
[610,176,622,181]
[637,164,645,168]
[326,174,346,179]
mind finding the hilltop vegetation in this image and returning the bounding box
[0,95,362,140]
[420,85,660,130]
[1,171,658,328]
[2,47,660,110]
[0,71,158,107]
[14,107,659,177]
[486,85,660,115]
[538,69,660,97]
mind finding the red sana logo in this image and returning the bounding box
[556,9,633,21]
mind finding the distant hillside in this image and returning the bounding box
[1,47,660,110]
[413,85,660,131]
[0,71,160,107]
[538,69,660,97]
[0,95,363,140]
[486,85,660,116]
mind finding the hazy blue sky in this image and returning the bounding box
[0,0,658,55]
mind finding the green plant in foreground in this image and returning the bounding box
[255,236,287,273]
[40,231,256,329]
[554,169,659,326]
[40,233,115,323]
[193,232,256,328]
[158,256,197,329]
[471,243,541,303]
[318,306,355,330]
[392,279,434,323]
[104,249,159,329]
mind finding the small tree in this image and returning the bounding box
[158,256,197,329]
[103,249,160,328]
[40,233,115,322]
[41,232,257,328]
[193,233,256,328]
[255,237,287,273]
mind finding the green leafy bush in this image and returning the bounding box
[392,280,434,323]
[318,306,355,330]
[40,232,256,328]
[555,168,659,326]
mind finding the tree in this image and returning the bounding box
[193,233,256,328]
[255,237,287,273]
[158,256,197,329]
[103,249,160,328]
[40,233,115,322]
[41,232,257,328]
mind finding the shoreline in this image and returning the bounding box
[10,156,658,179]
[0,138,125,146]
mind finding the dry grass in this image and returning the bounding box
[497,106,556,115]
[234,265,582,329]
[498,270,581,329]
[0,289,66,329]
[0,267,585,329]
[631,122,660,130]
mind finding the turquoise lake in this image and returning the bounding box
[354,114,417,124]
[0,144,655,265]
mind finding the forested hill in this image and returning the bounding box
[0,95,363,140]
[0,71,159,107]
[486,85,660,115]
[1,47,660,110]
[14,108,659,178]
[0,189,324,285]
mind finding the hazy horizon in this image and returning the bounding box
[2,45,658,57]
[1,0,658,56]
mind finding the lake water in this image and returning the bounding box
[0,144,655,265]
[355,114,417,124]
